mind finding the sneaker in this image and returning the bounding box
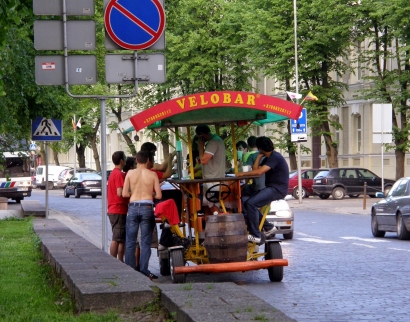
[263,226,278,237]
[247,234,261,243]
[147,273,158,280]
[158,244,167,251]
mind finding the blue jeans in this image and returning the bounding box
[243,186,284,238]
[125,203,155,276]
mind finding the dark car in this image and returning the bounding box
[371,177,410,240]
[64,173,102,198]
[312,168,395,200]
[288,169,325,199]
[57,168,97,189]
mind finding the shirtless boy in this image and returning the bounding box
[123,150,162,280]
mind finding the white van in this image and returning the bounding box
[36,165,70,190]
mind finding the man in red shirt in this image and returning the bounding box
[107,151,128,262]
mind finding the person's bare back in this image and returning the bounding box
[123,152,162,201]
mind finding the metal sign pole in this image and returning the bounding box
[101,99,108,252]
[73,114,77,176]
[45,142,49,218]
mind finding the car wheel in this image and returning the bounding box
[40,186,45,190]
[349,194,359,198]
[332,187,346,200]
[170,249,186,284]
[265,242,283,282]
[283,232,293,240]
[371,210,385,237]
[384,186,392,196]
[292,187,307,199]
[47,181,54,190]
[397,213,410,240]
[318,194,330,200]
[15,198,22,204]
[91,195,97,199]
[368,194,376,198]
[74,189,80,199]
[64,188,69,198]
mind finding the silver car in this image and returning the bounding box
[56,168,97,189]
[265,198,294,239]
[371,177,410,240]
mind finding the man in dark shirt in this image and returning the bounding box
[237,136,289,243]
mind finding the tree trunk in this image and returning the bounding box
[395,145,405,180]
[123,133,137,156]
[90,136,101,172]
[76,143,86,168]
[52,149,59,165]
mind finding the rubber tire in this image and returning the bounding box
[91,195,97,199]
[397,213,410,240]
[159,257,171,276]
[265,242,283,282]
[369,194,376,198]
[40,186,45,190]
[332,187,346,200]
[318,194,330,200]
[371,210,385,237]
[64,188,69,198]
[15,198,22,204]
[292,187,307,199]
[349,194,359,198]
[170,249,186,284]
[283,231,293,240]
[47,181,54,190]
[74,189,81,199]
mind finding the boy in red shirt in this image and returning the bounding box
[107,151,128,262]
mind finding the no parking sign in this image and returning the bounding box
[104,0,165,50]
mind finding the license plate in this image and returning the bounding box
[315,179,321,183]
[90,188,101,191]
[17,188,28,191]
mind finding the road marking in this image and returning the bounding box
[351,243,376,248]
[389,247,410,252]
[340,237,389,243]
[297,238,340,244]
[297,232,323,239]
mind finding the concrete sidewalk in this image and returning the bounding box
[2,207,295,322]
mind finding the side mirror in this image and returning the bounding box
[375,192,384,198]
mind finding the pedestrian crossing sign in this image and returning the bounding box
[31,116,62,141]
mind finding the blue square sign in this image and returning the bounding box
[32,116,62,141]
[291,108,307,134]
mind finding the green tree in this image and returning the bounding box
[355,0,410,179]
[244,0,356,168]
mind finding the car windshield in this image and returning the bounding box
[78,173,101,181]
[289,170,297,178]
[314,170,329,179]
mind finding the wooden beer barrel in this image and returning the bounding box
[204,213,248,263]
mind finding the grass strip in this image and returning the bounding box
[0,218,174,322]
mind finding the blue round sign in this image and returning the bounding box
[105,0,165,50]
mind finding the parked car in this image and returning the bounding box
[36,165,71,190]
[64,173,102,198]
[312,168,395,200]
[57,168,97,189]
[288,169,325,199]
[371,178,410,240]
[265,197,294,239]
[97,170,112,181]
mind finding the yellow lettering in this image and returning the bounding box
[188,96,198,107]
[176,98,186,109]
[200,95,208,105]
[234,94,244,105]
[210,94,220,104]
[247,95,256,106]
[223,93,231,104]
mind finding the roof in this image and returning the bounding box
[126,91,302,132]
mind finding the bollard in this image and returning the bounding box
[0,197,8,210]
[363,182,367,210]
